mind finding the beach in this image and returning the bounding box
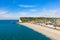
[20,23,60,40]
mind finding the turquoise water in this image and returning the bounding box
[0,20,51,40]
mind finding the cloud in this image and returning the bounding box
[29,9,37,11]
[0,10,29,20]
[27,8,60,17]
[0,13,17,20]
[0,10,8,15]
[0,10,17,19]
[19,4,34,8]
[0,8,60,20]
[38,8,60,17]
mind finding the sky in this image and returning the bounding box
[0,0,60,20]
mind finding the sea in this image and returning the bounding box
[0,20,51,40]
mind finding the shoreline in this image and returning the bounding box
[20,23,60,40]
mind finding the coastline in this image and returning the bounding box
[20,23,60,40]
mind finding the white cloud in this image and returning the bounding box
[0,13,17,20]
[0,10,17,20]
[29,9,37,11]
[0,10,8,15]
[0,8,60,20]
[0,10,29,20]
[39,8,60,17]
[19,4,34,8]
[27,8,60,17]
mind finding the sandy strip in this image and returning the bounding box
[20,23,60,40]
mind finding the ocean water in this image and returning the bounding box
[0,20,51,40]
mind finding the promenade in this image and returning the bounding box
[20,23,60,40]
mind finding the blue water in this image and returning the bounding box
[0,20,51,40]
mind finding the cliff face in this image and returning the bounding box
[20,17,60,23]
[19,20,22,22]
